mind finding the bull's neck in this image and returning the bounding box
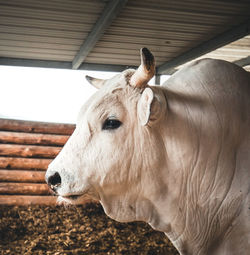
[148,88,245,255]
[147,88,202,254]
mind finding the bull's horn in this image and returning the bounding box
[130,48,155,88]
[85,75,106,89]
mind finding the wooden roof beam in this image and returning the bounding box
[157,18,250,75]
[72,0,128,70]
[233,56,250,67]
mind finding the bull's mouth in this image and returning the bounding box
[57,194,83,204]
[67,195,82,200]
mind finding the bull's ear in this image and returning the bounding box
[85,75,106,89]
[137,87,163,126]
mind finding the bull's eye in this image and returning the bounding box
[102,118,122,130]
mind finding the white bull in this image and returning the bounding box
[46,48,250,255]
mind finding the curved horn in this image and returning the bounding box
[130,48,155,88]
[85,75,106,89]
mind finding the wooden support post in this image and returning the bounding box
[155,74,161,85]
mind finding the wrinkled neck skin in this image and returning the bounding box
[99,86,249,255]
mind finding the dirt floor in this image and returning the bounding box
[0,202,179,255]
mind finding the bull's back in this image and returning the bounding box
[163,58,250,128]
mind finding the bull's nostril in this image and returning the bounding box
[48,172,61,191]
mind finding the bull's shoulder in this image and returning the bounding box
[177,57,246,74]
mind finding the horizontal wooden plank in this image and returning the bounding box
[0,195,57,205]
[0,183,51,195]
[0,144,61,158]
[0,157,52,170]
[0,170,45,183]
[0,195,95,205]
[0,131,69,146]
[0,118,75,135]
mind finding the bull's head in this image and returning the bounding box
[45,48,167,223]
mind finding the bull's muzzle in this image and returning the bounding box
[45,171,61,193]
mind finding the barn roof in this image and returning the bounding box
[0,0,249,74]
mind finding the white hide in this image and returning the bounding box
[46,60,250,255]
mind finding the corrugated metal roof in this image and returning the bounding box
[0,0,249,72]
[176,35,250,72]
[198,35,250,62]
[0,0,104,62]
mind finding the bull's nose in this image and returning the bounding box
[46,172,61,192]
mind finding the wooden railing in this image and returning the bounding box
[0,118,75,205]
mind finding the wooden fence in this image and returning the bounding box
[0,118,78,205]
